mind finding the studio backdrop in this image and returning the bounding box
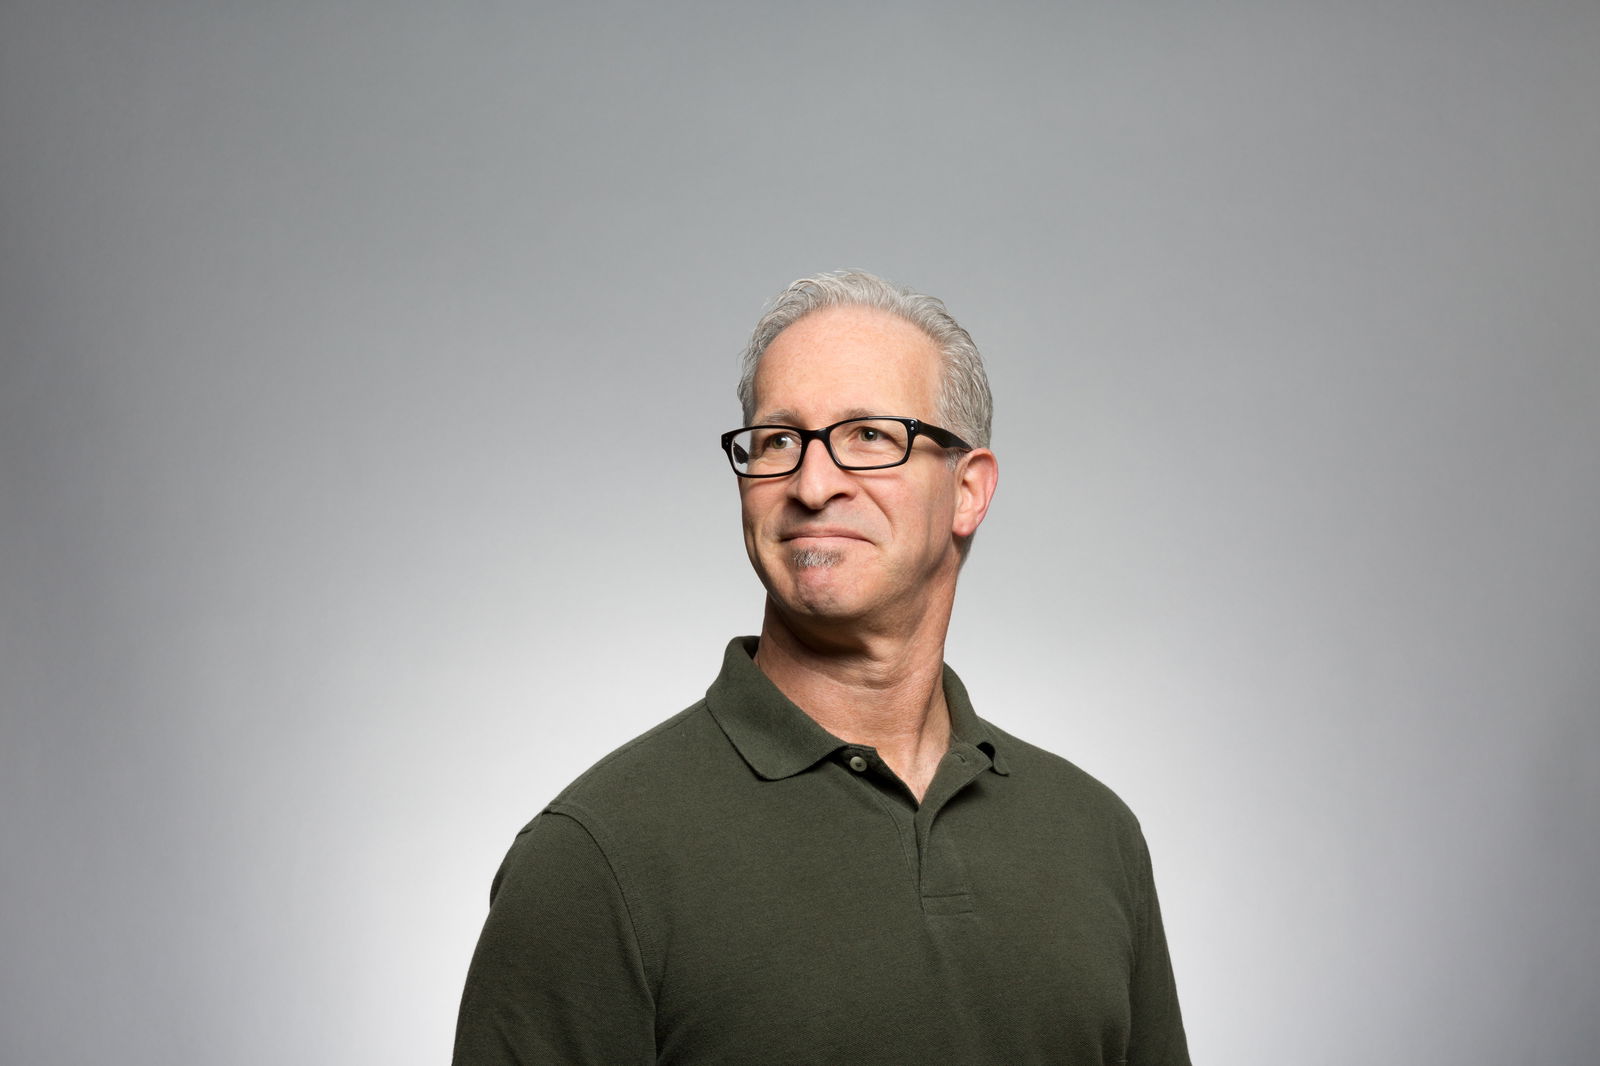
[3,3,1597,1063]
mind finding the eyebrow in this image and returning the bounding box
[756,407,879,427]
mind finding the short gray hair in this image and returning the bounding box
[736,271,993,449]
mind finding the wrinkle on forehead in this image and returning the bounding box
[756,406,878,428]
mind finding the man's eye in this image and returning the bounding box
[753,431,796,454]
[858,427,881,442]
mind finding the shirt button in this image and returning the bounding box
[848,755,869,772]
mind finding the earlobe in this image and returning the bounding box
[951,449,999,538]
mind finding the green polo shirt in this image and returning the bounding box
[455,638,1189,1065]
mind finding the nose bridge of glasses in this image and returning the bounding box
[779,427,851,506]
[805,423,842,468]
[798,424,847,474]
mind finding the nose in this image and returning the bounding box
[787,435,854,511]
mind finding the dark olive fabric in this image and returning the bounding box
[455,638,1190,1065]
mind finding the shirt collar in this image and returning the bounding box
[705,636,1010,780]
[940,656,1011,776]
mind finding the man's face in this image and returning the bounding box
[739,305,971,630]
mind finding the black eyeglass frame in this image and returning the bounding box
[720,416,974,479]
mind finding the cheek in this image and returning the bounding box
[738,486,775,536]
[885,480,955,539]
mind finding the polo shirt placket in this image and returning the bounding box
[835,739,996,918]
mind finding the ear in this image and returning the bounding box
[951,448,998,539]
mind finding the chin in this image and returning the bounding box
[782,569,874,621]
[755,547,878,621]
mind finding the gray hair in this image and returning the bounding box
[736,271,993,450]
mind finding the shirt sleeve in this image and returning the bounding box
[453,811,656,1065]
[1126,830,1191,1066]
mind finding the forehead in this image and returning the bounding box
[751,306,942,423]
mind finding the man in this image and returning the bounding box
[454,271,1190,1064]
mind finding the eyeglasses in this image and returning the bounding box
[720,416,973,478]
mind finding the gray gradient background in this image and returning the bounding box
[3,2,1597,1063]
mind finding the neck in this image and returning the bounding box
[753,600,954,801]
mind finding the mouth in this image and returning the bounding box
[780,528,867,544]
[784,528,870,544]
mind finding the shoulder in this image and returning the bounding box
[558,700,719,797]
[511,699,745,841]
